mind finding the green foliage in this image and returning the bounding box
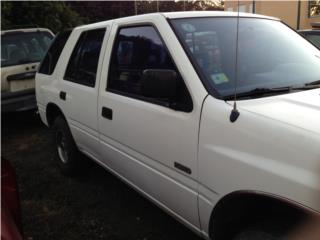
[1,2,12,28]
[1,1,224,33]
[190,0,224,11]
[1,1,85,33]
[135,0,223,14]
[67,1,135,23]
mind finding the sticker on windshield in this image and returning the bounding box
[210,73,229,84]
[181,23,196,33]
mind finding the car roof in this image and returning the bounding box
[162,11,279,20]
[1,28,54,36]
[76,11,279,31]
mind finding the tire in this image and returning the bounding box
[52,116,83,176]
[232,229,281,240]
[232,223,286,240]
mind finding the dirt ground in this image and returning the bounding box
[2,111,202,240]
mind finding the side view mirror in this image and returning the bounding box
[141,69,178,101]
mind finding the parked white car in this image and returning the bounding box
[1,27,54,112]
[36,12,320,240]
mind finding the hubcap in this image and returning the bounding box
[56,131,68,163]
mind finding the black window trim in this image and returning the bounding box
[108,88,173,108]
[63,27,106,88]
[106,23,193,112]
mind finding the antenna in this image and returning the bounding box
[230,0,241,123]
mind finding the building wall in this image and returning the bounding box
[300,1,320,29]
[225,0,253,13]
[224,0,320,30]
[255,1,298,28]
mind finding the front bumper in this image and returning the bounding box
[1,89,36,112]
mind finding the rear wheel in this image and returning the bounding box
[52,116,83,176]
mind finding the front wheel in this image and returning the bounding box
[52,116,83,176]
[232,229,281,240]
[232,222,289,240]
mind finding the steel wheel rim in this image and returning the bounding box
[56,130,68,163]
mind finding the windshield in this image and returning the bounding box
[1,31,54,68]
[170,18,320,99]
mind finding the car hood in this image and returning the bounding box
[237,88,320,135]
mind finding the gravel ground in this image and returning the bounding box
[2,111,202,240]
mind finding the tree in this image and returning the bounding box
[1,1,224,33]
[67,1,135,23]
[1,1,84,33]
[1,2,12,29]
[135,0,223,13]
[189,0,224,10]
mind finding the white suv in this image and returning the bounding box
[36,12,320,240]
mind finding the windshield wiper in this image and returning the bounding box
[224,87,292,100]
[305,80,320,86]
[224,83,320,100]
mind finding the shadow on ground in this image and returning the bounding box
[1,111,202,240]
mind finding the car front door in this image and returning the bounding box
[98,18,207,231]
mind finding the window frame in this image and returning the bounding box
[106,23,193,112]
[63,28,106,88]
[308,0,320,18]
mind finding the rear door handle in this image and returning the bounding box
[59,91,66,101]
[102,107,113,120]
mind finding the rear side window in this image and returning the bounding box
[38,30,71,75]
[64,28,105,87]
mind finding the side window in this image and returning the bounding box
[38,30,71,75]
[64,28,105,87]
[107,26,192,112]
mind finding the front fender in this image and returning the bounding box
[198,95,320,234]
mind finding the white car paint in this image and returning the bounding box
[198,90,320,234]
[2,28,54,112]
[36,11,320,239]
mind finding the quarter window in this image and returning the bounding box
[64,29,105,87]
[107,26,192,111]
[38,30,71,75]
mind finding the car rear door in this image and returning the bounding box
[54,26,110,159]
[98,16,207,230]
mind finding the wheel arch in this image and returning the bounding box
[208,190,317,240]
[46,102,66,127]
